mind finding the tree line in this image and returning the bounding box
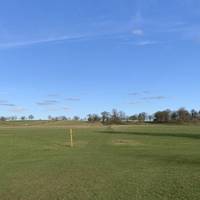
[0,115,34,121]
[87,108,200,124]
[1,108,200,124]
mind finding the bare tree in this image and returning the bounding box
[48,115,52,120]
[73,116,80,121]
[138,112,146,122]
[177,108,190,122]
[111,109,121,124]
[87,114,101,122]
[191,109,198,120]
[129,114,138,121]
[154,110,171,123]
[21,116,26,120]
[101,111,110,124]
[28,115,34,120]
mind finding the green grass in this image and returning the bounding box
[1,124,200,199]
[0,120,92,127]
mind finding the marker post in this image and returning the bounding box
[70,128,73,147]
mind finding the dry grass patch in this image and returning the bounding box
[112,139,143,146]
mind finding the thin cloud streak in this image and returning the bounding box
[0,13,198,51]
[47,94,60,98]
[63,107,70,111]
[9,107,26,113]
[129,101,141,105]
[132,29,144,36]
[0,103,16,107]
[128,92,140,96]
[0,34,89,49]
[128,91,150,96]
[135,40,159,46]
[36,100,58,106]
[0,100,16,107]
[129,96,167,105]
[141,96,166,100]
[66,97,80,101]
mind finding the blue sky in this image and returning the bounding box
[0,0,200,119]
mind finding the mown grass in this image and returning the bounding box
[0,124,200,199]
[0,120,88,126]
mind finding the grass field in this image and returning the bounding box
[1,124,200,200]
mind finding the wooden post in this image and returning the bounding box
[70,128,73,147]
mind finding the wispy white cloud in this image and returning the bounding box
[129,4,200,45]
[37,100,58,106]
[43,107,60,112]
[0,34,89,49]
[141,96,166,100]
[0,100,16,107]
[128,95,167,105]
[9,107,26,113]
[0,100,27,113]
[66,97,80,101]
[128,91,150,96]
[135,40,159,46]
[63,107,70,111]
[132,29,144,36]
[47,94,60,98]
[129,101,141,105]
[128,92,140,96]
[0,10,199,51]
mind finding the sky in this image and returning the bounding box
[0,0,200,119]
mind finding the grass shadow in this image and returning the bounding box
[97,130,200,140]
